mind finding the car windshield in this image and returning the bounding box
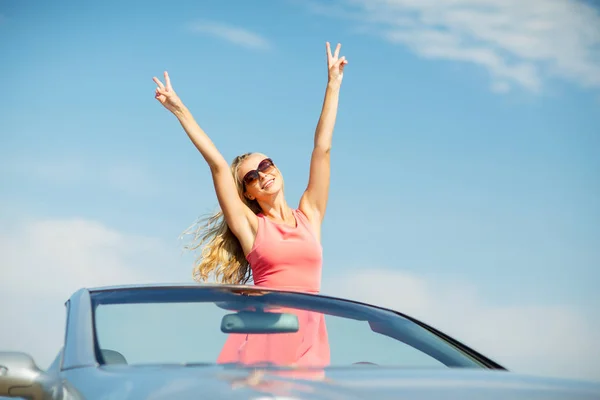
[91,286,487,369]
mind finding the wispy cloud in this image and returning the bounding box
[188,20,271,51]
[325,269,600,382]
[305,0,600,94]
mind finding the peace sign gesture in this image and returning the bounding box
[326,42,348,86]
[153,71,183,113]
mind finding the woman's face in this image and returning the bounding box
[237,153,283,201]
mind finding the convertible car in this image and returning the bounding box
[1,283,598,399]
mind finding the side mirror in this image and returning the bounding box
[0,351,55,399]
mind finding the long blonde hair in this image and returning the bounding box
[183,153,263,284]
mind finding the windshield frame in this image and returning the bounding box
[89,285,505,370]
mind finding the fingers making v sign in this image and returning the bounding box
[326,42,348,87]
[153,71,183,113]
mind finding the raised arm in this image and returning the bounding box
[153,72,257,250]
[300,43,348,229]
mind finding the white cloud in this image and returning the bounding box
[323,269,600,382]
[306,0,600,93]
[188,20,271,50]
[0,217,183,368]
[491,81,511,94]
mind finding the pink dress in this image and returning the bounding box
[216,208,330,367]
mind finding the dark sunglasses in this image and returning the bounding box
[242,158,275,187]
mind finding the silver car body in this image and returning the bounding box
[1,283,599,399]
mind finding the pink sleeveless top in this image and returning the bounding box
[246,208,323,293]
[217,208,330,367]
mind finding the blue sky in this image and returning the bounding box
[1,0,599,382]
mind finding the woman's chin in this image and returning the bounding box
[262,185,282,197]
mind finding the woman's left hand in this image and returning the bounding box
[326,42,348,87]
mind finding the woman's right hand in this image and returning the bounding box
[153,71,183,113]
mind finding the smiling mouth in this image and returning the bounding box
[262,179,274,189]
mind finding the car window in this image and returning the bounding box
[94,295,475,369]
[96,302,227,365]
[325,315,444,367]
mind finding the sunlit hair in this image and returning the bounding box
[182,153,264,284]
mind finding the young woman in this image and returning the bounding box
[153,42,348,366]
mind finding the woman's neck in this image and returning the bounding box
[258,193,293,222]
